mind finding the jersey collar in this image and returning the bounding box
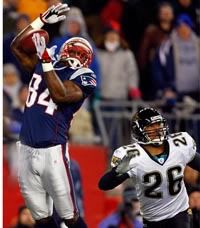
[140,141,170,166]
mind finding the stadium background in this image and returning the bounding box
[3,0,200,227]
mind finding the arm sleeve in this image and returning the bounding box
[98,167,130,191]
[69,68,97,98]
[187,153,200,172]
[72,75,96,98]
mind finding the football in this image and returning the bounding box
[19,29,49,54]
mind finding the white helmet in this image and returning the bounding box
[58,37,93,69]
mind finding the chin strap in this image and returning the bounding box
[67,58,83,69]
[52,60,67,70]
[53,56,83,70]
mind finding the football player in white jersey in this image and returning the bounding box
[99,108,200,228]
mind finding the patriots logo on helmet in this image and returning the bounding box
[81,75,96,86]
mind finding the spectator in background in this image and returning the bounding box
[11,85,28,123]
[121,0,158,55]
[17,0,47,21]
[12,206,35,228]
[173,0,198,29]
[68,0,108,15]
[3,14,31,84]
[69,108,98,144]
[3,63,22,107]
[188,186,200,228]
[3,89,12,121]
[3,0,19,34]
[152,14,200,103]
[97,26,140,150]
[100,0,124,28]
[97,26,141,101]
[3,64,21,143]
[138,2,174,100]
[4,85,28,180]
[3,90,13,143]
[98,186,142,228]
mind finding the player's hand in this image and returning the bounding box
[40,3,70,24]
[46,45,57,61]
[115,153,133,174]
[32,33,53,63]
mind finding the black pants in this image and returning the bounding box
[143,210,191,228]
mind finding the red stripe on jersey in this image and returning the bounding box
[61,145,79,216]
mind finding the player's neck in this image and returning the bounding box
[143,144,165,156]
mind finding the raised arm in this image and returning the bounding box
[98,154,133,190]
[98,167,129,190]
[43,70,84,103]
[11,3,69,72]
[10,25,38,72]
[32,32,88,104]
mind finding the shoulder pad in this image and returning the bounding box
[111,143,140,167]
[169,132,195,146]
[69,68,95,80]
[182,132,197,151]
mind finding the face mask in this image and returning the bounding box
[104,41,119,52]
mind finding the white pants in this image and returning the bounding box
[17,142,78,220]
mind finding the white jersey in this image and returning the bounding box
[111,132,196,222]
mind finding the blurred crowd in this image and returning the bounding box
[3,0,200,227]
[3,0,200,144]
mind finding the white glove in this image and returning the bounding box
[32,33,46,59]
[115,151,135,174]
[32,33,57,63]
[40,3,70,24]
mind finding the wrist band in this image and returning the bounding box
[30,17,44,29]
[42,62,54,72]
